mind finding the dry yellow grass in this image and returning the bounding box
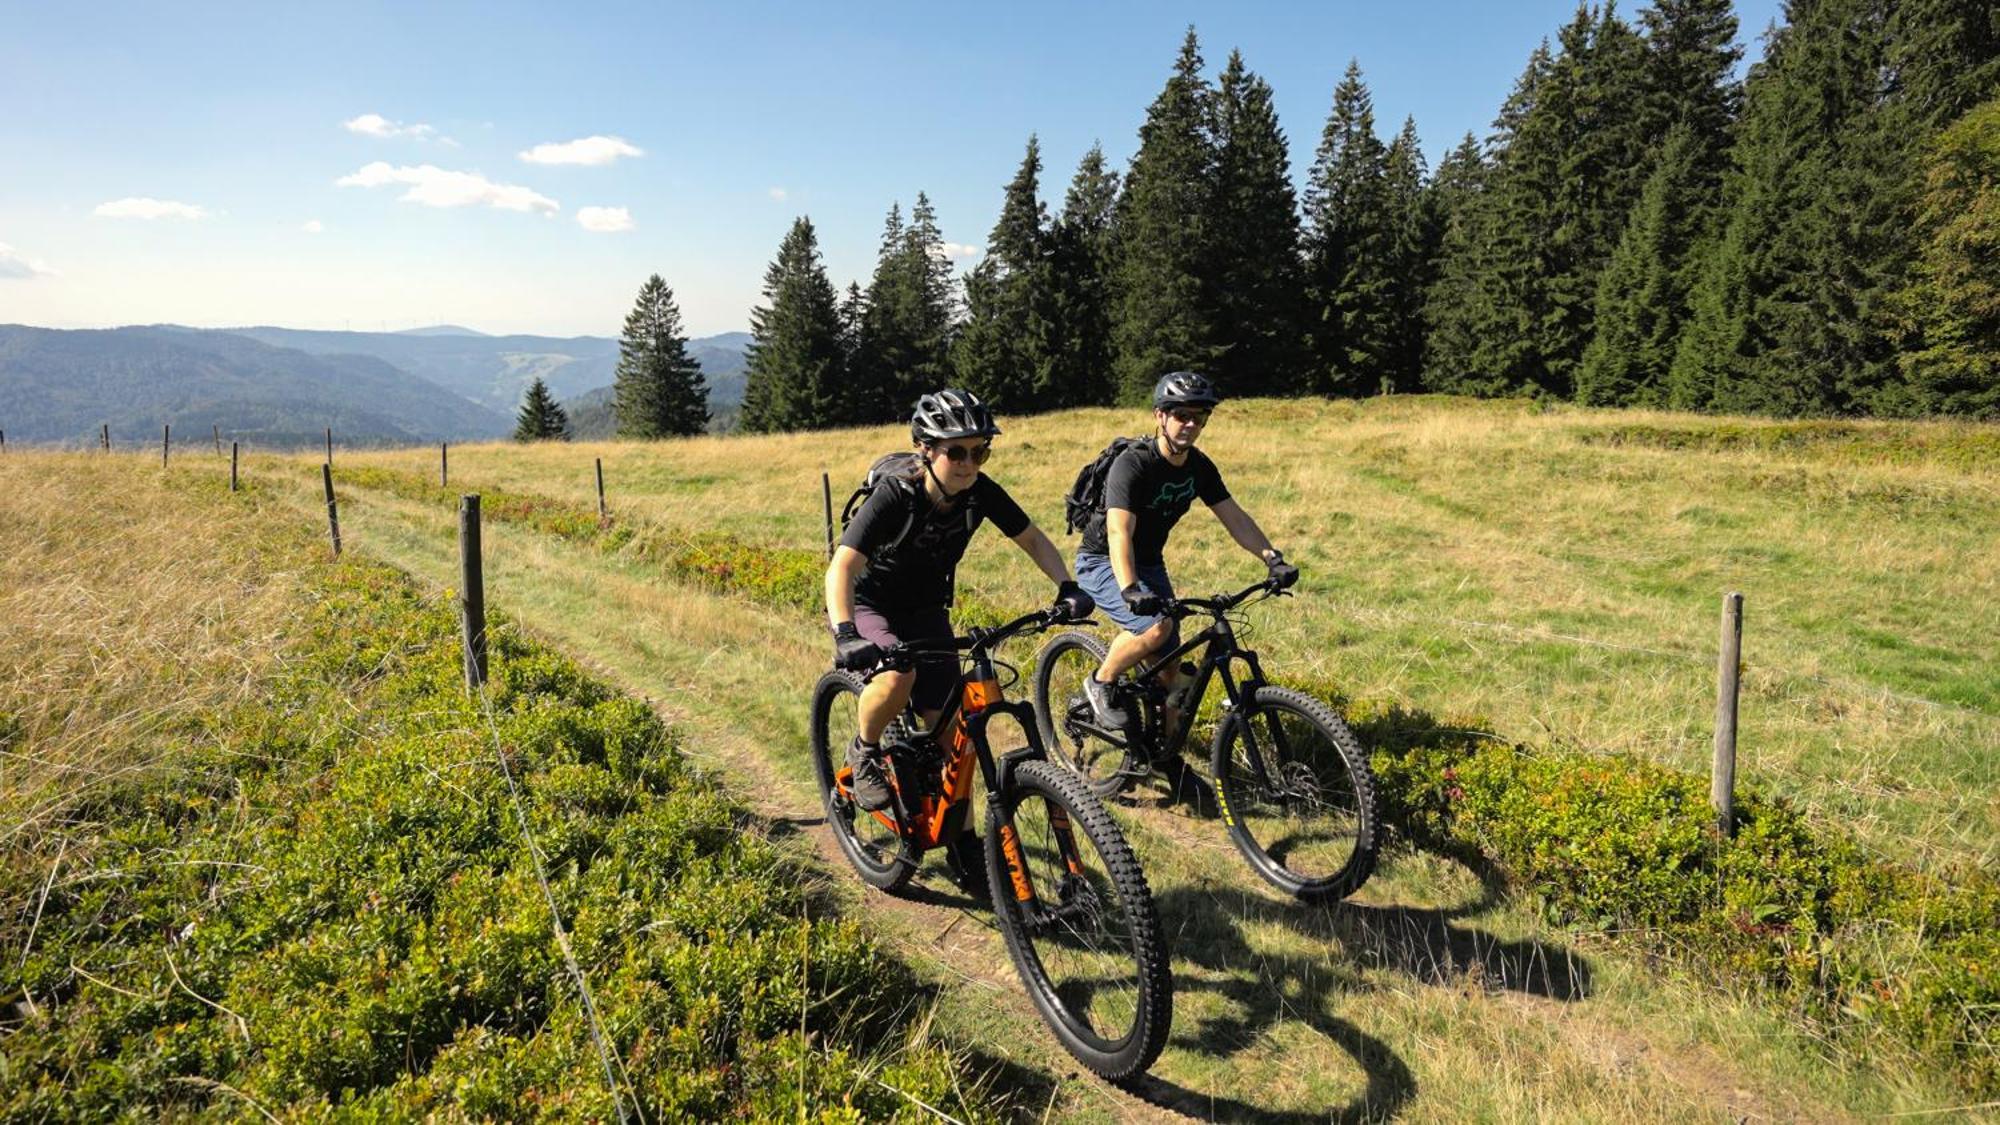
[290,433,1991,1121]
[0,453,312,844]
[338,394,2000,871]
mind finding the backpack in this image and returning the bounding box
[838,452,980,559]
[1063,436,1152,535]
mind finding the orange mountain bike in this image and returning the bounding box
[808,606,1172,1082]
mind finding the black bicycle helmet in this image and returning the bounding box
[910,388,1002,444]
[1152,370,1222,409]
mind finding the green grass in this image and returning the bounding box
[0,459,1007,1121]
[282,402,1998,1120]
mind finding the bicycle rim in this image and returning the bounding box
[988,759,1170,1080]
[1213,686,1378,901]
[1033,632,1132,798]
[809,670,911,891]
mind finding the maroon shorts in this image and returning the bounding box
[852,601,957,715]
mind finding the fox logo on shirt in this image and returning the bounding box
[1151,478,1197,511]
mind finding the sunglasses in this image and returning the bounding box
[1167,409,1211,426]
[936,442,993,465]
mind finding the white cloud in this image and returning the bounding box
[301,219,324,233]
[344,112,437,140]
[336,162,559,214]
[935,241,982,261]
[517,135,643,166]
[767,187,788,201]
[576,206,633,233]
[0,242,55,279]
[94,197,211,220]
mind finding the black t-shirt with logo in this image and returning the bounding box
[1079,441,1230,565]
[841,473,1031,610]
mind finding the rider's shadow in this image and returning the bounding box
[1127,855,1593,1122]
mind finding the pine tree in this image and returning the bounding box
[1047,144,1121,408]
[1303,59,1397,397]
[1578,124,1709,406]
[1112,27,1221,403]
[1420,132,1491,389]
[953,138,1054,410]
[1209,50,1308,397]
[739,218,847,433]
[858,194,958,413]
[612,274,708,438]
[1884,96,2000,418]
[513,377,570,441]
[1382,117,1436,392]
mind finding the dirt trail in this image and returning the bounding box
[309,475,1873,1123]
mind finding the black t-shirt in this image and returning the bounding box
[1079,441,1230,565]
[841,473,1031,609]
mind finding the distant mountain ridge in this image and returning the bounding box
[0,322,751,447]
[0,325,515,446]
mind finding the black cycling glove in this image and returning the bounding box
[832,621,882,671]
[1053,580,1094,621]
[1122,582,1161,617]
[1265,551,1300,590]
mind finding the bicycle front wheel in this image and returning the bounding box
[1210,685,1379,902]
[1031,630,1134,798]
[987,760,1171,1082]
[809,669,913,893]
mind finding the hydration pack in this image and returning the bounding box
[1062,436,1151,535]
[838,452,978,558]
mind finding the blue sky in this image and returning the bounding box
[0,0,1783,338]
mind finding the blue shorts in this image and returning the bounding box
[1074,552,1176,636]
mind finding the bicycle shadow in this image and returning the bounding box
[1122,851,1593,1121]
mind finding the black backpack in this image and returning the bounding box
[1063,436,1152,535]
[838,452,979,558]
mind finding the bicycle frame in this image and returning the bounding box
[837,617,1087,906]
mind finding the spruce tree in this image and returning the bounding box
[1209,50,1308,397]
[1303,59,1397,397]
[1047,144,1121,408]
[739,218,847,433]
[858,194,958,413]
[514,377,570,441]
[1112,27,1221,403]
[1636,0,1742,180]
[1578,124,1708,406]
[1885,96,2000,418]
[612,274,708,438]
[953,138,1055,410]
[1420,132,1491,390]
[1383,117,1436,392]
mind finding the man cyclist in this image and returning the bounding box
[1073,371,1298,733]
[825,388,1091,811]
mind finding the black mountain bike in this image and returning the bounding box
[807,606,1172,1081]
[1030,577,1380,903]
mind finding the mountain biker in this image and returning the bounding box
[1074,371,1298,733]
[825,388,1092,811]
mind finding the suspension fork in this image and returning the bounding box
[1219,649,1284,792]
[974,701,1085,906]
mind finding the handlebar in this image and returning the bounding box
[866,605,1086,677]
[1160,574,1291,620]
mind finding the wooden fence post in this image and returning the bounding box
[213,424,222,455]
[101,424,109,452]
[1,429,6,454]
[595,458,607,522]
[821,473,834,559]
[1713,592,1744,838]
[230,442,239,492]
[325,427,333,465]
[459,495,487,689]
[440,442,448,487]
[162,424,170,467]
[322,462,342,558]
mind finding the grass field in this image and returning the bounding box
[182,394,1996,1120]
[342,395,2000,874]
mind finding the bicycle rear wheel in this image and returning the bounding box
[1031,631,1136,798]
[809,669,913,892]
[1210,685,1379,902]
[987,759,1172,1081]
